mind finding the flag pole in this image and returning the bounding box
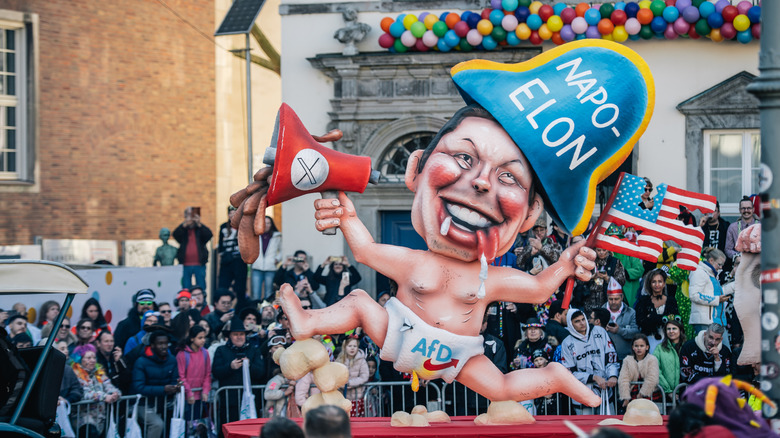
[561,171,627,309]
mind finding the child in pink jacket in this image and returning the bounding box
[177,325,212,420]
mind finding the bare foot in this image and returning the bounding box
[278,283,315,339]
[547,362,602,407]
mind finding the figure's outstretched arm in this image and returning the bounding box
[314,191,422,282]
[487,241,596,304]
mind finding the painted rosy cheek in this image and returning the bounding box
[497,189,527,220]
[426,156,462,187]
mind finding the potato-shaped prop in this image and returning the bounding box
[312,362,349,392]
[474,401,535,425]
[279,338,330,380]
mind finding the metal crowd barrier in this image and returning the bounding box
[360,381,443,417]
[439,380,668,417]
[69,387,206,438]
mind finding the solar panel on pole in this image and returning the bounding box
[215,0,266,36]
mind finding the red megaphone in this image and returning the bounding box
[263,103,380,207]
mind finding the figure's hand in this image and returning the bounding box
[735,223,761,254]
[341,256,350,267]
[606,324,618,334]
[229,166,274,264]
[112,346,123,362]
[314,191,356,232]
[187,396,195,405]
[606,377,617,388]
[565,241,596,281]
[164,385,178,395]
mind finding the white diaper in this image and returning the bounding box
[380,297,484,383]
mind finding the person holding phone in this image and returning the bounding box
[273,250,320,296]
[314,255,362,306]
[174,206,213,291]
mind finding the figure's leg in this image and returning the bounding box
[456,355,601,407]
[279,284,388,346]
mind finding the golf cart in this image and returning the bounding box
[0,260,89,438]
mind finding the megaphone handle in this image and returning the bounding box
[321,190,338,235]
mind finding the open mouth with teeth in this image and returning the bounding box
[438,199,501,262]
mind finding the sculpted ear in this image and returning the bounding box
[519,194,544,232]
[405,149,424,192]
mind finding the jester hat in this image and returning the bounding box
[451,40,654,236]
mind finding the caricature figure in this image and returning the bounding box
[279,105,601,407]
[230,40,655,411]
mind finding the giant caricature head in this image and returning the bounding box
[405,105,544,262]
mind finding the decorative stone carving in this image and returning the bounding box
[334,8,371,56]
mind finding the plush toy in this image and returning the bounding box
[681,375,775,438]
[231,39,654,423]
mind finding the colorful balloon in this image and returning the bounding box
[673,17,690,35]
[736,28,752,44]
[662,6,679,23]
[575,3,590,17]
[502,14,519,31]
[538,4,554,21]
[584,8,601,25]
[489,9,505,25]
[389,21,406,37]
[598,18,615,35]
[492,26,507,41]
[736,1,752,15]
[422,30,438,47]
[378,33,394,48]
[527,13,543,29]
[612,25,629,41]
[706,12,724,29]
[515,6,531,23]
[401,30,417,46]
[380,17,394,33]
[714,0,729,14]
[663,23,678,39]
[720,22,736,39]
[611,10,628,26]
[410,21,426,38]
[547,15,564,32]
[682,6,700,24]
[649,0,666,17]
[506,31,521,45]
[454,20,470,37]
[403,14,418,30]
[415,39,429,52]
[732,15,750,32]
[650,16,667,33]
[423,14,439,30]
[482,34,498,49]
[751,22,760,39]
[393,39,408,52]
[437,39,452,52]
[553,3,568,16]
[694,19,711,37]
[571,16,588,33]
[698,1,715,19]
[538,23,552,39]
[445,12,461,28]
[709,27,723,42]
[625,17,641,34]
[600,3,615,18]
[444,29,461,46]
[636,8,654,25]
[560,7,577,24]
[721,5,738,23]
[467,28,484,45]
[491,0,503,9]
[516,22,532,39]
[502,0,519,12]
[560,24,576,41]
[529,1,543,15]
[747,6,761,24]
[432,21,449,37]
[625,2,640,18]
[586,25,602,38]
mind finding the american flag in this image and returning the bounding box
[594,173,717,271]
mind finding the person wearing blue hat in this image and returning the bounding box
[114,288,157,352]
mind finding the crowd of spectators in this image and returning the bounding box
[0,194,764,436]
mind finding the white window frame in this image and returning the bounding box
[0,20,25,181]
[702,129,760,216]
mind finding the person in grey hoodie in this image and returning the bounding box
[560,308,619,414]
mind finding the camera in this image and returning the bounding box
[293,256,305,263]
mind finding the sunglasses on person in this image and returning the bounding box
[159,310,172,314]
[79,325,93,331]
[137,301,154,306]
[59,324,71,329]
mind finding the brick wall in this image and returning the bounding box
[0,0,216,243]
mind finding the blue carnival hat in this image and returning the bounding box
[451,40,654,236]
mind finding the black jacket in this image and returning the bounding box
[96,350,132,393]
[544,319,569,346]
[635,293,679,338]
[173,223,213,265]
[313,265,362,306]
[114,308,143,353]
[212,341,267,387]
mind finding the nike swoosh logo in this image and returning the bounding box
[422,358,459,371]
